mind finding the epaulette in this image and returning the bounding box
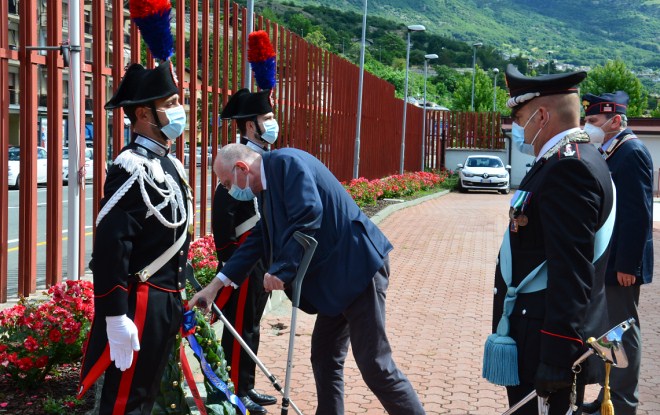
[544,130,590,160]
[114,149,165,183]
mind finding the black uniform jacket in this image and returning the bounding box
[492,131,614,385]
[212,184,260,264]
[90,142,191,316]
[603,128,654,285]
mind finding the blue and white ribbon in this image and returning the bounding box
[182,311,249,415]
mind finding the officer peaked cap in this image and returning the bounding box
[581,91,629,116]
[221,89,273,119]
[505,64,586,109]
[105,62,179,110]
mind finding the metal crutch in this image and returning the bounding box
[281,231,317,415]
[501,318,636,415]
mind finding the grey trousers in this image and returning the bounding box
[595,285,641,415]
[310,257,425,415]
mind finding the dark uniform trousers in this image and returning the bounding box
[310,257,426,415]
[212,184,270,397]
[99,285,183,415]
[216,259,270,396]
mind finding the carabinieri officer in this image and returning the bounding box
[484,65,615,415]
[78,61,193,415]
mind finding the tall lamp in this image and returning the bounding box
[421,53,438,171]
[492,67,499,112]
[399,24,426,175]
[470,41,483,111]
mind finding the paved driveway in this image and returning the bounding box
[210,192,660,414]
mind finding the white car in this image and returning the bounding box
[457,155,510,194]
[63,147,94,184]
[8,146,48,189]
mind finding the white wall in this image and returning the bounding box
[445,138,534,188]
[446,133,660,192]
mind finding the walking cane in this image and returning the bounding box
[501,318,635,415]
[281,231,317,415]
[187,231,317,415]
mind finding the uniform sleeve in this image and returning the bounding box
[611,145,653,276]
[211,185,239,265]
[267,154,323,284]
[537,158,603,369]
[91,165,145,317]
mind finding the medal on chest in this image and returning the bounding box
[509,190,532,233]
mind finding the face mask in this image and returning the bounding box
[228,168,256,201]
[158,105,187,141]
[584,117,614,146]
[260,119,279,144]
[511,109,541,156]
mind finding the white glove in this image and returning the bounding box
[106,315,140,371]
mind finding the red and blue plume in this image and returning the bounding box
[129,0,174,62]
[248,31,277,90]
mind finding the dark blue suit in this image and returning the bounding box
[597,129,654,414]
[221,148,425,414]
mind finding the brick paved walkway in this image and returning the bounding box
[184,192,660,414]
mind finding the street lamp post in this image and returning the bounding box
[492,67,499,112]
[470,41,483,112]
[421,53,438,171]
[491,67,499,148]
[400,24,426,175]
[353,0,368,179]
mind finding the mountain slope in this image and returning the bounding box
[281,0,660,70]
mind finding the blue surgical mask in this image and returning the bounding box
[228,168,256,201]
[158,105,187,141]
[512,109,543,156]
[260,119,279,144]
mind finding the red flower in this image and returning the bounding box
[48,329,62,343]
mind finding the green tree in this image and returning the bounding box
[580,59,648,117]
[287,13,313,37]
[451,65,509,114]
[305,30,331,51]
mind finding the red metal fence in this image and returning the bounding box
[0,1,500,303]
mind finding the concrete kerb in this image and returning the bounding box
[370,189,450,225]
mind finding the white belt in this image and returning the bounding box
[137,198,193,282]
[235,214,260,238]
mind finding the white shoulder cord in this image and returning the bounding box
[96,158,188,229]
[96,172,140,226]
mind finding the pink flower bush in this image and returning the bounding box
[343,170,453,207]
[0,280,94,388]
[187,235,219,289]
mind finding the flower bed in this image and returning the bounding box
[343,169,457,207]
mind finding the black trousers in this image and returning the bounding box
[100,285,183,415]
[310,257,425,415]
[216,260,270,396]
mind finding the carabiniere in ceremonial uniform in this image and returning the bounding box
[78,61,193,415]
[484,65,615,415]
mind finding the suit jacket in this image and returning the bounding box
[603,128,654,285]
[221,148,393,316]
[492,131,614,385]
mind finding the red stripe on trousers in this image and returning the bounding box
[112,284,150,415]
[230,281,250,390]
[77,345,111,399]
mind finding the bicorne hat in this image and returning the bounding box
[105,61,179,110]
[220,89,273,119]
[505,64,587,110]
